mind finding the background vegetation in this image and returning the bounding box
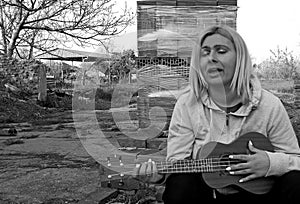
[0,0,134,59]
[254,47,300,80]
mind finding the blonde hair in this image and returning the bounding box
[189,25,253,104]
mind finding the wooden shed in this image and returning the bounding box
[136,0,238,129]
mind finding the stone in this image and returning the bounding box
[77,187,118,204]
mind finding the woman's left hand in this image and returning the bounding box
[226,140,270,183]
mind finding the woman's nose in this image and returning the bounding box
[209,51,218,62]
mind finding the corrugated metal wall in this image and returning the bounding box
[137,0,238,58]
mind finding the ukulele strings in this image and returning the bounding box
[107,158,241,168]
[156,159,241,172]
[105,158,242,177]
[105,162,238,178]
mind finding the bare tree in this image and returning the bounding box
[0,0,135,59]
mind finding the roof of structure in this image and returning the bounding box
[36,48,110,62]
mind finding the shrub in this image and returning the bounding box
[95,87,113,101]
[255,47,299,80]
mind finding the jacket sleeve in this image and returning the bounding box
[265,98,300,176]
[166,96,195,162]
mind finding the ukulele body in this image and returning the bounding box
[198,132,275,194]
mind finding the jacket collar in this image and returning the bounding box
[200,75,262,116]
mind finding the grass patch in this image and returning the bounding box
[108,83,139,108]
[260,79,294,93]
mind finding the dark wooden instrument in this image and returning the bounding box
[103,132,275,194]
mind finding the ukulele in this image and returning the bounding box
[102,132,275,194]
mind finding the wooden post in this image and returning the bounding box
[38,65,47,102]
[293,73,300,108]
[137,87,150,128]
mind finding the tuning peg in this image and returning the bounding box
[119,156,124,166]
[107,175,112,188]
[107,157,111,167]
[118,173,124,186]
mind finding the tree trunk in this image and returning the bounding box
[6,11,29,58]
[6,41,15,58]
[28,42,34,60]
[38,65,47,102]
[28,32,37,59]
[82,70,86,85]
[0,2,7,55]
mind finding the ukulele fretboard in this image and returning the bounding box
[156,157,236,174]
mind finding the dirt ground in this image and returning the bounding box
[0,107,167,204]
[0,110,103,204]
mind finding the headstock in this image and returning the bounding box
[101,154,138,190]
[101,154,166,190]
[100,173,141,190]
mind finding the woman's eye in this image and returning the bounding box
[201,49,210,56]
[217,48,227,54]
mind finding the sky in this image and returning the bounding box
[112,0,300,63]
[236,0,300,63]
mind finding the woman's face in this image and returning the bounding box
[199,33,237,87]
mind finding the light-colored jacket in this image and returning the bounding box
[167,76,300,179]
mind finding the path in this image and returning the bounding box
[0,109,167,203]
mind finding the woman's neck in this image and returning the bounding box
[208,84,242,108]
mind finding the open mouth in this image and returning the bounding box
[207,68,223,73]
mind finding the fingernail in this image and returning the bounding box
[148,158,152,162]
[136,163,140,168]
[226,167,231,171]
[249,140,253,146]
[239,179,244,183]
[229,171,234,175]
[229,155,233,159]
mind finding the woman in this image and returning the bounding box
[134,25,300,204]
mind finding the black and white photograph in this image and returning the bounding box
[0,0,300,203]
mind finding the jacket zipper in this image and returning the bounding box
[213,189,217,199]
[226,114,229,126]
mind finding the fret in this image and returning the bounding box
[202,159,206,172]
[209,157,213,172]
[175,160,182,173]
[203,158,208,172]
[196,160,202,172]
[191,160,196,173]
[179,160,184,172]
[207,158,212,172]
[175,161,181,173]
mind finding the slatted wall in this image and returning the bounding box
[136,0,238,129]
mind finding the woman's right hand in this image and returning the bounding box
[133,158,164,183]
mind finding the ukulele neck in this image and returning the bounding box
[156,158,231,174]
